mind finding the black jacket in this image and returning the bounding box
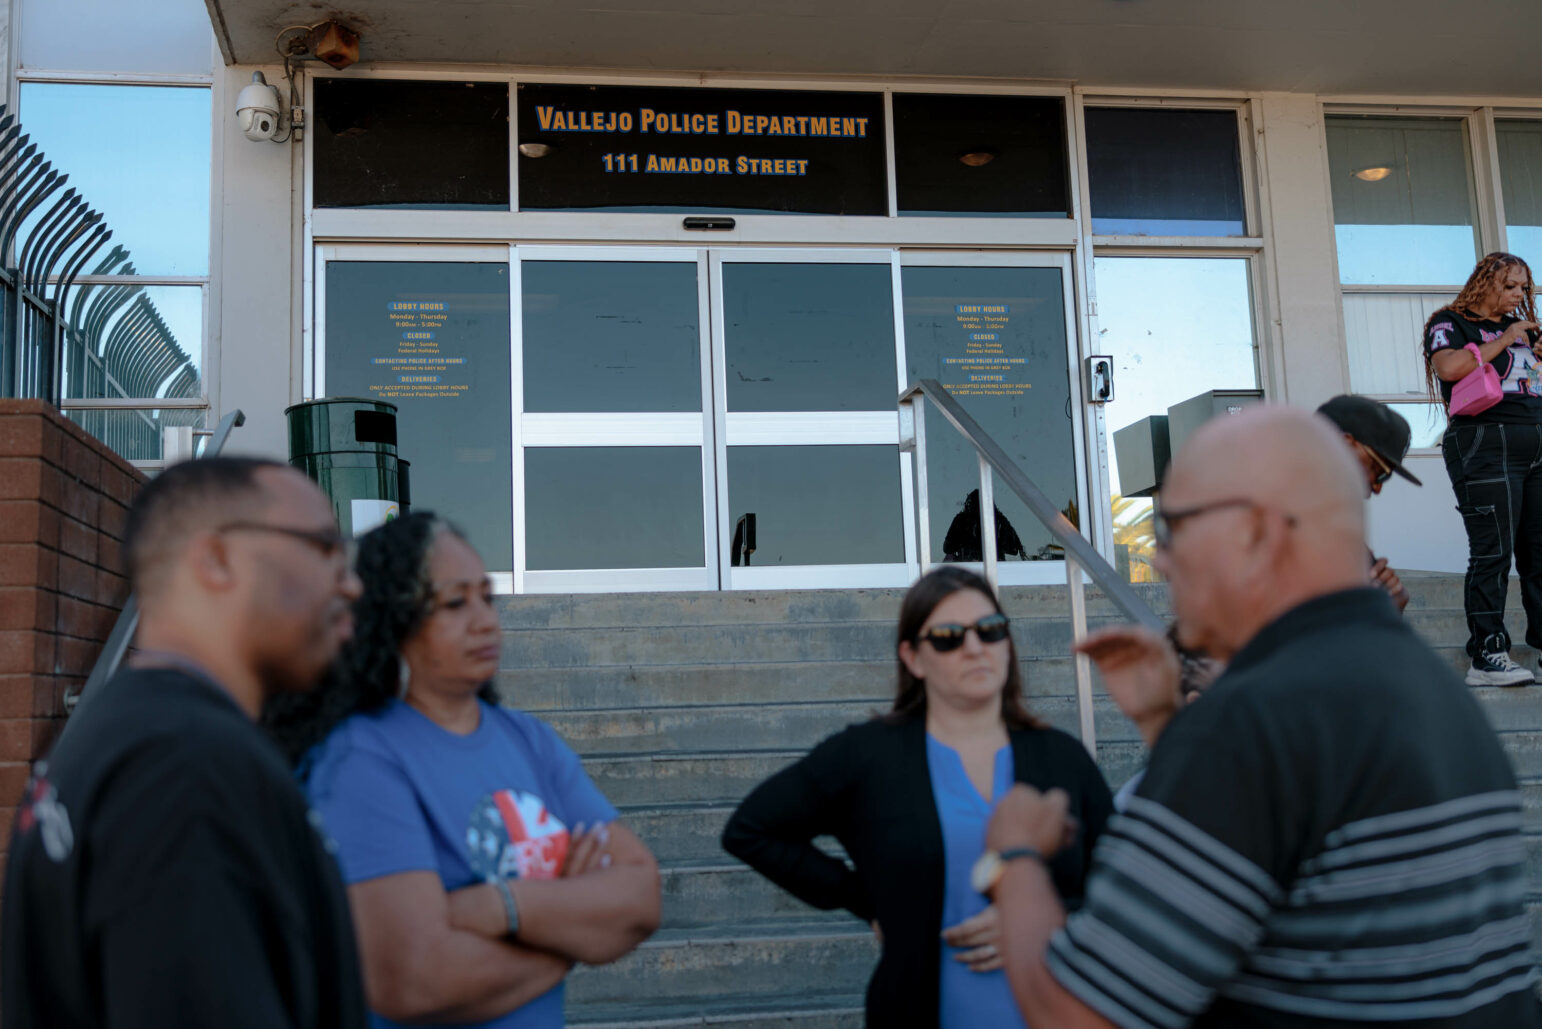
[2,669,367,1029]
[721,715,1113,1027]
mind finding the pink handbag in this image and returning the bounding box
[1449,342,1504,416]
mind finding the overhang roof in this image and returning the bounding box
[205,0,1542,98]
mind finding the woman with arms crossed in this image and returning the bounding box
[722,567,1113,1027]
[266,513,660,1028]
[1424,252,1542,685]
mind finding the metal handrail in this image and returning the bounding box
[899,380,1164,755]
[59,409,246,734]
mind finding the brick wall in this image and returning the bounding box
[0,400,144,871]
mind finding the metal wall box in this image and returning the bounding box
[1112,415,1170,498]
[1166,389,1265,460]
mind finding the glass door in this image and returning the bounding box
[710,250,917,589]
[512,247,717,593]
[899,252,1088,586]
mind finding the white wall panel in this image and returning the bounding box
[1342,292,1448,395]
[1367,453,1465,573]
[20,0,213,75]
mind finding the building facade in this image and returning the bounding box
[10,0,1542,588]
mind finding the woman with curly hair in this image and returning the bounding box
[1424,251,1542,685]
[265,513,659,1028]
[721,566,1112,1028]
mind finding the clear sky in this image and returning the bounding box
[18,82,210,391]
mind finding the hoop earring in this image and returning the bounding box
[397,659,412,700]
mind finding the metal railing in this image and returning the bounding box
[899,380,1164,755]
[58,409,246,739]
[0,102,205,460]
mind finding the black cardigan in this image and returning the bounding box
[721,716,1114,1027]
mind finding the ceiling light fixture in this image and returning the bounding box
[1353,165,1394,182]
[518,142,555,159]
[958,149,997,168]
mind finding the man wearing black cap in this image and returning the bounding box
[1316,395,1423,614]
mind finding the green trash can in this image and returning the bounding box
[285,398,402,537]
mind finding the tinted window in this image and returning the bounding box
[1325,115,1477,285]
[893,93,1069,218]
[522,261,701,413]
[1497,119,1542,274]
[902,265,1077,563]
[61,284,203,400]
[726,446,904,565]
[314,79,510,209]
[525,447,705,570]
[18,83,211,276]
[1085,107,1245,236]
[324,261,513,569]
[722,262,896,412]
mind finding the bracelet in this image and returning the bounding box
[1000,846,1048,866]
[493,878,520,938]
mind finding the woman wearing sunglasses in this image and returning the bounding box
[722,566,1113,1028]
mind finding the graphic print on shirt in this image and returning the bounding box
[16,761,73,862]
[1430,320,1542,395]
[466,788,570,880]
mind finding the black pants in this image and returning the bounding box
[1442,421,1542,657]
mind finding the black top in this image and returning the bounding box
[1048,589,1542,1028]
[1,668,367,1029]
[1423,308,1542,424]
[721,715,1113,1027]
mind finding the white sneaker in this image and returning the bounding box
[1465,650,1535,687]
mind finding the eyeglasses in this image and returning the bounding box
[1360,444,1394,488]
[916,613,1011,652]
[1153,498,1296,550]
[217,521,352,562]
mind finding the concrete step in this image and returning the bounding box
[1504,732,1542,779]
[1398,573,1523,612]
[587,742,1149,808]
[497,618,1136,670]
[569,997,863,1028]
[500,656,1086,712]
[661,864,843,930]
[499,585,1172,632]
[565,921,878,1009]
[547,696,1139,756]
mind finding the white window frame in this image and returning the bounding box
[1318,100,1542,454]
[314,242,514,591]
[1070,91,1272,557]
[13,65,220,467]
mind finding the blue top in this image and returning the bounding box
[925,733,1030,1029]
[305,700,619,1029]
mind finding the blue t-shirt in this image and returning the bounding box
[926,734,1029,1029]
[305,700,619,1029]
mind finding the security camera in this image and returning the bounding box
[236,72,282,142]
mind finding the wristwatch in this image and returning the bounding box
[970,846,1047,895]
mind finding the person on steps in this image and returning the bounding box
[722,566,1113,1029]
[982,406,1541,1028]
[1423,252,1542,685]
[265,512,660,1029]
[1316,394,1421,613]
[3,457,369,1029]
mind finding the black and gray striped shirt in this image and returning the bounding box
[1050,589,1541,1027]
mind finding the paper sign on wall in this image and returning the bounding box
[351,499,400,535]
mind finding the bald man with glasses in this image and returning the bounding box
[3,457,368,1029]
[979,406,1539,1029]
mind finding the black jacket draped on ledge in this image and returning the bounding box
[721,714,1114,1027]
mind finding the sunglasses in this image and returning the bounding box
[916,613,1011,652]
[1361,444,1394,487]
